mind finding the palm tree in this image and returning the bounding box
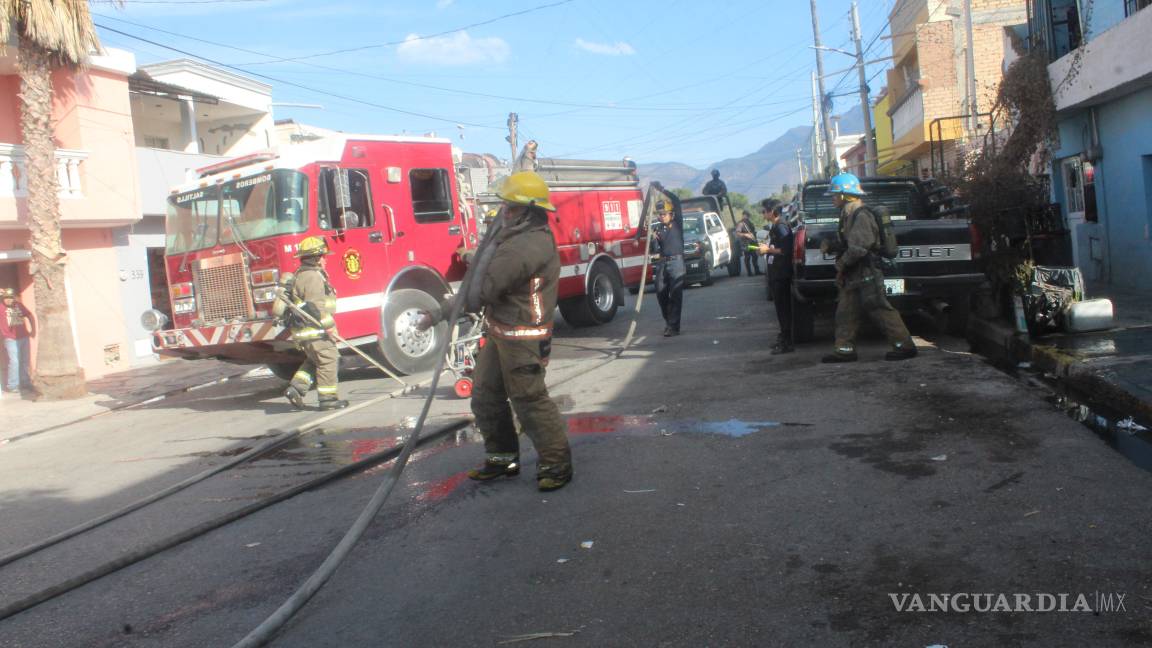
[1,1,106,399]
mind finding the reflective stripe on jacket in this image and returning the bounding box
[479,217,561,340]
[289,264,337,341]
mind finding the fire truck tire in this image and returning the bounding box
[558,262,621,327]
[266,362,300,382]
[378,289,445,374]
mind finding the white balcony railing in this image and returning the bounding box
[0,143,88,199]
[891,86,924,142]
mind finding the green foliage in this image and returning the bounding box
[671,187,693,200]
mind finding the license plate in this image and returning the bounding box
[884,279,905,295]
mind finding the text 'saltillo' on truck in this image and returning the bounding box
[141,136,649,378]
[790,176,984,342]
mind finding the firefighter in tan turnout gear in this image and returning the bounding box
[417,171,572,491]
[281,236,349,411]
[820,173,918,363]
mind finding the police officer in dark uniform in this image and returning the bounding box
[702,169,728,204]
[735,209,761,276]
[756,200,795,354]
[651,198,686,337]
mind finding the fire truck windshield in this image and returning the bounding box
[166,170,309,254]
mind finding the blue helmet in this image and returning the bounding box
[826,172,867,197]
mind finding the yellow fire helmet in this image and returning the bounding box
[294,236,330,258]
[495,171,556,212]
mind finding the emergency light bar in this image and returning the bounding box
[195,151,279,178]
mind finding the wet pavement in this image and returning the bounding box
[969,280,1152,471]
[2,273,1152,647]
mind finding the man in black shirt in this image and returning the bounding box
[757,200,795,354]
[652,199,685,337]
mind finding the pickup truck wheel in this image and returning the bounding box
[559,261,621,326]
[266,361,299,382]
[792,297,815,343]
[378,289,445,374]
[945,295,973,336]
[701,253,714,286]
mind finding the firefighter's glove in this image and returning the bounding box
[413,311,435,332]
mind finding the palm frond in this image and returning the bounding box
[1,0,115,66]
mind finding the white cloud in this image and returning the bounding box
[574,38,636,56]
[396,31,510,66]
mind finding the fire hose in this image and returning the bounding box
[273,287,408,388]
[232,196,662,646]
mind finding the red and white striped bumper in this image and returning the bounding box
[153,320,289,353]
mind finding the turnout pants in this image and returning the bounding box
[655,256,686,331]
[832,266,913,354]
[290,337,341,399]
[471,335,571,477]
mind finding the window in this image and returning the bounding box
[319,168,374,230]
[1126,0,1151,16]
[1061,156,1098,223]
[409,168,454,223]
[143,135,169,149]
[1049,0,1082,59]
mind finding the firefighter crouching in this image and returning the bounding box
[278,236,349,411]
[820,173,917,363]
[416,171,572,492]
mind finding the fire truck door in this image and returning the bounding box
[317,167,383,330]
[387,167,467,281]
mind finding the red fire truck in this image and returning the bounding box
[143,136,649,378]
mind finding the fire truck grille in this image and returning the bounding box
[194,260,252,322]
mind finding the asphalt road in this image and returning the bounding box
[1,270,1151,647]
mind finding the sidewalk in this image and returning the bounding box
[969,281,1152,423]
[1,359,259,443]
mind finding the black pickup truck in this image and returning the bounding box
[791,176,983,341]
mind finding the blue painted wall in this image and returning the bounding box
[1051,86,1152,289]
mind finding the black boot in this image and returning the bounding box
[284,386,306,410]
[821,351,858,363]
[771,341,794,355]
[537,464,573,491]
[885,345,918,361]
[318,396,349,410]
[468,455,521,481]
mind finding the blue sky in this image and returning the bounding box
[92,0,898,168]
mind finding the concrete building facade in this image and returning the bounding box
[883,0,1028,178]
[1031,0,1152,288]
[0,47,142,379]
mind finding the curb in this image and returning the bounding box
[968,315,1152,424]
[2,367,262,444]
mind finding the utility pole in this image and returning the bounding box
[796,148,807,185]
[810,71,823,176]
[505,112,519,163]
[809,0,837,177]
[963,0,978,135]
[851,0,878,176]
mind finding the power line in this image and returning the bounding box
[236,0,576,65]
[96,13,792,115]
[95,23,506,130]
